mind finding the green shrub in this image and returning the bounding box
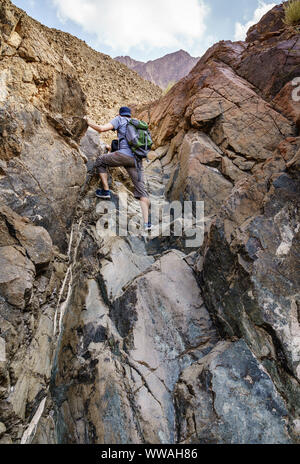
[284,0,300,25]
[163,81,176,96]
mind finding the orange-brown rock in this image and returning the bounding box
[273,81,300,127]
[237,3,300,118]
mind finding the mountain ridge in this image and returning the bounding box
[115,49,199,89]
[0,0,161,135]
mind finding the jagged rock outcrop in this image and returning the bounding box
[0,0,299,445]
[115,50,199,89]
[0,0,89,249]
[138,59,294,217]
[0,0,160,444]
[135,3,300,443]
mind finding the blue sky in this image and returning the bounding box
[13,0,282,61]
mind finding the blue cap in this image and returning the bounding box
[119,106,131,117]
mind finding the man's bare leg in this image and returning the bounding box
[140,197,151,224]
[100,171,150,224]
[99,173,109,191]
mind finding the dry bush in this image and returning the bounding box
[284,0,300,25]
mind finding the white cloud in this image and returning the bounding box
[51,0,209,54]
[234,1,276,41]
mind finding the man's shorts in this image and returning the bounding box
[94,152,149,199]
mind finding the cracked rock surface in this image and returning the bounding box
[175,340,292,444]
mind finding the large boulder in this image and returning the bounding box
[49,250,219,444]
[190,64,292,161]
[175,340,291,444]
[0,245,35,309]
[165,129,233,215]
[0,206,53,309]
[198,171,300,381]
[0,206,53,266]
[110,251,219,443]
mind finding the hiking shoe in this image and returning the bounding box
[96,189,111,199]
[144,222,152,232]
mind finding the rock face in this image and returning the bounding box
[0,0,159,445]
[48,243,219,444]
[0,0,89,249]
[0,0,161,246]
[134,3,300,443]
[115,50,199,89]
[0,1,299,445]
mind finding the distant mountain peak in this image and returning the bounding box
[115,50,199,89]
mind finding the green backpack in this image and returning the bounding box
[125,119,153,159]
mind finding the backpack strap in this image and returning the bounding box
[118,117,130,148]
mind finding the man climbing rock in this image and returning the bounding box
[85,107,151,232]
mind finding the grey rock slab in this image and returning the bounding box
[111,250,219,443]
[175,340,292,444]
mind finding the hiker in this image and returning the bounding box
[84,107,151,231]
